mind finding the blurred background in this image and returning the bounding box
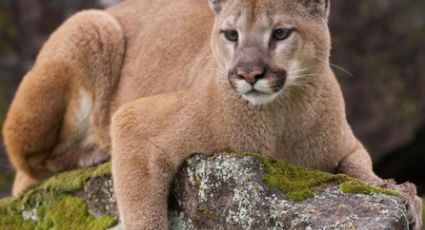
[0,0,424,197]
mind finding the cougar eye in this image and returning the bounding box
[223,30,239,42]
[272,28,293,41]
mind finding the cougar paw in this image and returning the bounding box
[380,180,423,230]
[77,146,110,168]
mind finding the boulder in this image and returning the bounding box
[1,0,425,198]
[0,153,413,229]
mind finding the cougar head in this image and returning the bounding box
[209,0,331,105]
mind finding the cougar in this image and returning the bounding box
[2,0,422,229]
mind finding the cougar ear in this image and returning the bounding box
[303,0,330,18]
[208,0,226,14]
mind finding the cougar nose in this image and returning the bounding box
[237,68,265,85]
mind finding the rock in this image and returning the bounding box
[169,154,407,230]
[1,0,425,198]
[0,154,413,229]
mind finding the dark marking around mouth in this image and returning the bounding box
[268,69,287,92]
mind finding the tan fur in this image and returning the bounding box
[2,0,422,229]
[3,10,125,193]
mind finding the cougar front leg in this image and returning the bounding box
[337,142,382,184]
[112,139,188,229]
[111,94,208,229]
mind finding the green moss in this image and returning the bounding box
[0,194,116,230]
[24,163,111,200]
[0,197,34,230]
[35,195,116,230]
[0,215,35,230]
[0,163,115,230]
[246,153,400,201]
[339,180,400,196]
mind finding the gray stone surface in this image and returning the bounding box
[77,154,409,229]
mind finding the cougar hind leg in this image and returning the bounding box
[4,62,74,196]
[12,171,39,197]
[3,10,125,196]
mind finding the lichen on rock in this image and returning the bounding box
[170,154,407,229]
[0,153,412,229]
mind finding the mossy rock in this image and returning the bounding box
[0,163,116,230]
[250,153,399,201]
[0,153,410,229]
[171,154,407,229]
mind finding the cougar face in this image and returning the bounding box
[210,0,331,105]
